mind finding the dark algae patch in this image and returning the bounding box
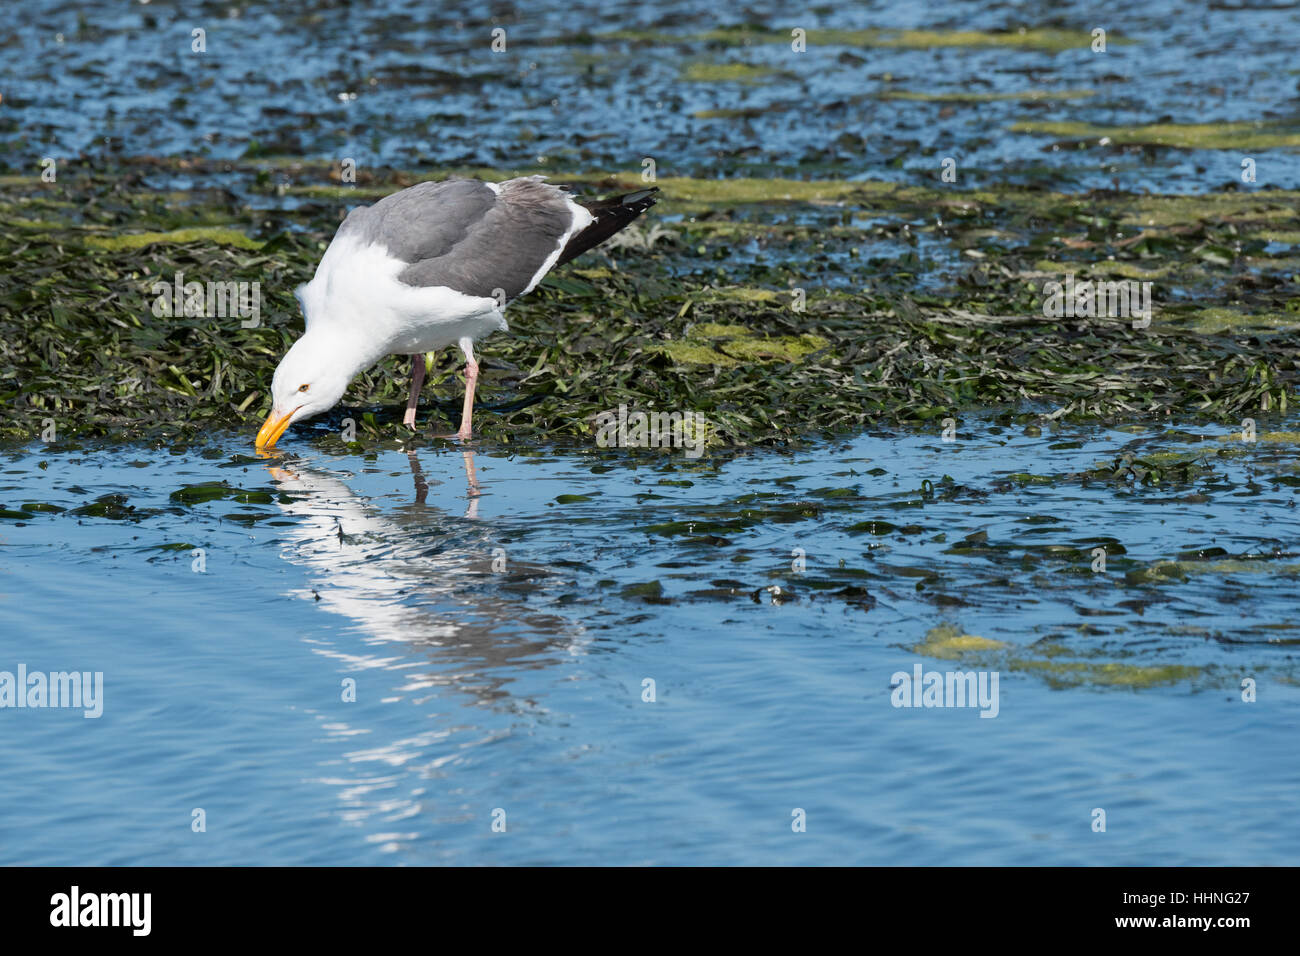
[169,482,298,505]
[3,164,1299,451]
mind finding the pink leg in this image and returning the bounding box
[463,450,481,499]
[456,349,479,441]
[403,354,425,428]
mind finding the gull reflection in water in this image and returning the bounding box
[259,446,583,681]
[403,447,479,514]
[254,446,589,844]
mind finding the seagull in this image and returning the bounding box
[255,176,659,450]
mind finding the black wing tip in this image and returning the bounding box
[619,186,661,205]
[588,186,660,218]
[574,185,662,209]
[556,187,661,266]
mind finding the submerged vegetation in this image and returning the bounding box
[1010,120,1300,151]
[914,624,1204,689]
[587,25,1125,52]
[2,160,1297,450]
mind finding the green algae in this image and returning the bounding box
[912,624,1008,659]
[597,26,1119,52]
[1007,659,1201,689]
[1118,192,1300,227]
[826,27,1118,51]
[653,324,829,367]
[1171,308,1300,334]
[7,218,69,233]
[694,289,786,305]
[880,89,1095,103]
[653,176,869,204]
[68,494,142,519]
[621,580,667,603]
[692,108,765,120]
[651,342,732,365]
[913,624,1203,688]
[719,334,828,363]
[1032,259,1173,280]
[85,226,263,252]
[848,519,897,535]
[690,322,754,337]
[170,482,286,505]
[1127,558,1300,585]
[1007,473,1055,485]
[1011,120,1300,150]
[679,62,777,84]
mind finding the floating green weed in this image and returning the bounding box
[85,227,263,251]
[913,624,1203,688]
[679,62,776,83]
[881,89,1095,103]
[1011,119,1300,150]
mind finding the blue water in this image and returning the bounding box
[3,421,1298,864]
[6,0,1299,191]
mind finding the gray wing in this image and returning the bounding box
[337,177,578,301]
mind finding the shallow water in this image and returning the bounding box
[3,418,1298,864]
[8,0,1299,192]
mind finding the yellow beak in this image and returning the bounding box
[255,408,296,450]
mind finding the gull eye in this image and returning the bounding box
[297,383,310,392]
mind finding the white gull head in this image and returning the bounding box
[257,325,369,450]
